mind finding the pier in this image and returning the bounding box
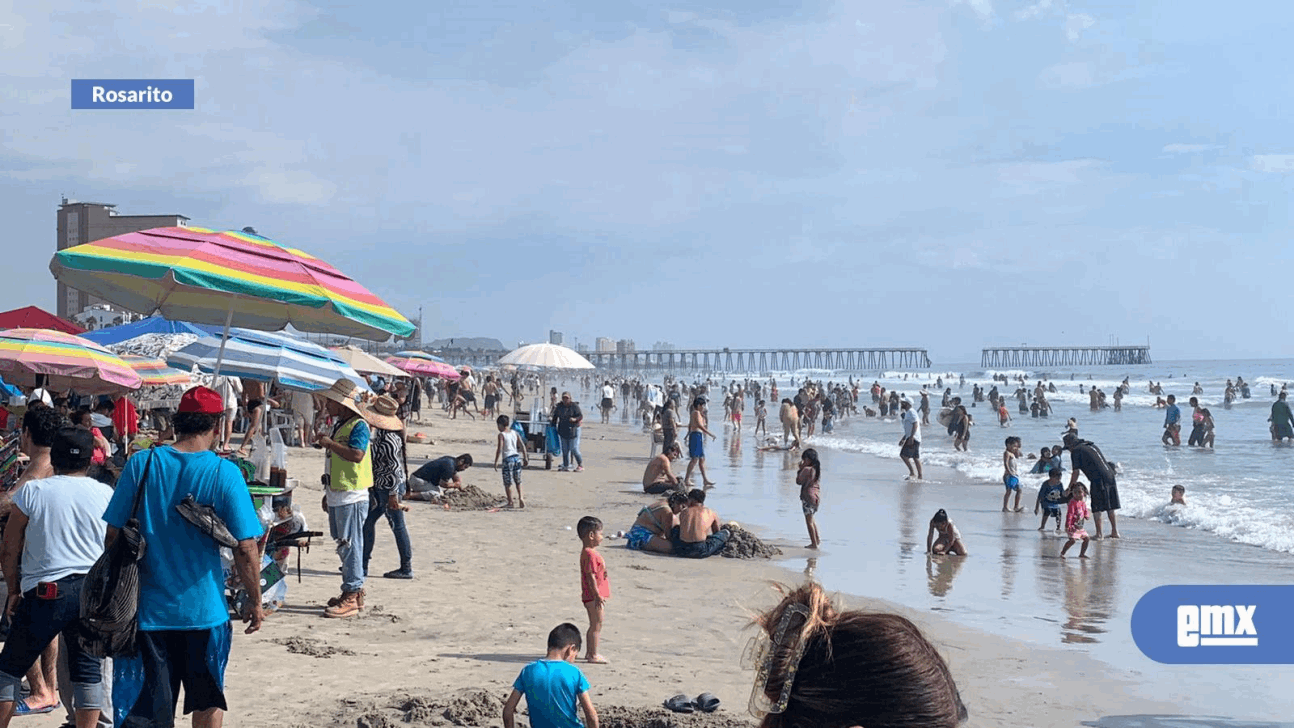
[981,346,1151,368]
[586,348,931,373]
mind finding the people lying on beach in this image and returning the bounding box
[1002,436,1024,512]
[1036,468,1067,532]
[625,492,688,554]
[407,453,473,501]
[669,489,730,558]
[1170,484,1186,506]
[1060,482,1092,558]
[926,509,967,556]
[503,623,599,728]
[642,442,683,494]
[747,581,967,728]
[797,449,822,550]
[577,516,610,663]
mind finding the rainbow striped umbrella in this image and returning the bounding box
[49,227,414,341]
[119,355,192,386]
[386,352,459,380]
[0,328,142,394]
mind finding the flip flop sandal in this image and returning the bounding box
[694,693,721,712]
[663,695,695,713]
[14,699,59,716]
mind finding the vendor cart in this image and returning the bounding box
[513,398,557,469]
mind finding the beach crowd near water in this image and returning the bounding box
[1,361,1292,727]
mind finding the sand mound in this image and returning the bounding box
[721,524,782,559]
[442,485,507,510]
[325,691,753,728]
[273,636,356,658]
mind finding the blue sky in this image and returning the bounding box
[3,0,1293,362]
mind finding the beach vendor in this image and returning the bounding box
[669,489,730,558]
[625,492,688,554]
[315,379,371,619]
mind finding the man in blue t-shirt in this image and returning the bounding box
[503,623,598,728]
[1162,394,1181,446]
[103,386,264,727]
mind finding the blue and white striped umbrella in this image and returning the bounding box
[167,328,370,392]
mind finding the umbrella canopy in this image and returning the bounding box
[385,354,459,380]
[80,315,217,346]
[330,346,406,378]
[394,350,447,363]
[498,343,595,371]
[108,333,200,361]
[118,355,192,386]
[0,306,85,335]
[50,227,415,341]
[167,328,369,392]
[0,328,142,394]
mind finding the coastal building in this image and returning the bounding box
[616,339,635,354]
[595,337,616,353]
[72,304,139,331]
[549,330,563,345]
[652,341,675,351]
[56,198,189,319]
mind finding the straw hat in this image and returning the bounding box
[317,379,364,418]
[363,394,404,431]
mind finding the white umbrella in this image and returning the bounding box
[497,343,594,371]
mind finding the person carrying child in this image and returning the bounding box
[925,509,967,556]
[494,415,530,508]
[577,516,610,664]
[503,623,600,728]
[1001,436,1024,512]
[1060,482,1092,558]
[1035,467,1067,532]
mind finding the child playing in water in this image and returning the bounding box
[998,401,1011,427]
[1060,482,1091,558]
[1035,468,1066,532]
[577,516,610,663]
[796,448,822,549]
[502,623,599,728]
[1170,484,1186,505]
[1002,436,1023,512]
[925,509,967,555]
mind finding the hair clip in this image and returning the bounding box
[743,602,811,718]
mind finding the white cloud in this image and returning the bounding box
[1251,154,1294,173]
[1065,13,1095,41]
[1016,0,1054,21]
[1162,143,1220,154]
[952,0,994,21]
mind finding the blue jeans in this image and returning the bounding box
[363,485,412,574]
[560,432,583,468]
[328,500,369,592]
[0,575,104,710]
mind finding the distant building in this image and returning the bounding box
[652,341,675,351]
[616,339,635,354]
[56,198,189,319]
[72,304,139,331]
[595,337,616,353]
[576,343,589,353]
[549,330,563,345]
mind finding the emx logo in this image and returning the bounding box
[1133,586,1292,664]
[1177,605,1258,647]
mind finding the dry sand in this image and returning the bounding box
[24,409,1179,727]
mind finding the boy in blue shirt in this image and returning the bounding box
[504,624,599,728]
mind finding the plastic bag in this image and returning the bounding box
[270,427,287,470]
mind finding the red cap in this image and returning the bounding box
[178,386,224,414]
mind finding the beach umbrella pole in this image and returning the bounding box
[212,305,235,377]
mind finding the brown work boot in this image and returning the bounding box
[326,588,365,608]
[323,590,362,619]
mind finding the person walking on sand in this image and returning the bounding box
[494,415,529,508]
[315,379,373,617]
[361,395,414,580]
[1063,432,1120,539]
[797,448,822,549]
[576,517,610,664]
[552,392,584,472]
[899,400,922,481]
[684,397,717,487]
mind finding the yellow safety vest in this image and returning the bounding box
[327,416,372,492]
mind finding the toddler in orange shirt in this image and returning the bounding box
[577,516,610,664]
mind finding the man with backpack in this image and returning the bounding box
[103,386,264,726]
[1063,431,1122,539]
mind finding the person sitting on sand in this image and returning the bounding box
[747,582,968,728]
[625,492,688,554]
[925,509,967,556]
[407,453,472,501]
[642,442,683,494]
[669,489,730,558]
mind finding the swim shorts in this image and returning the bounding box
[733,412,742,423]
[670,526,730,558]
[688,431,705,459]
[625,524,655,551]
[900,439,920,460]
[115,623,232,723]
[1003,475,1020,491]
[801,498,818,516]
[501,454,522,487]
[601,397,613,411]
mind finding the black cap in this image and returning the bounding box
[51,427,95,470]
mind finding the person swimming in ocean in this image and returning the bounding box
[1170,484,1186,506]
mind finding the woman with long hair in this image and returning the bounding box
[796,448,821,549]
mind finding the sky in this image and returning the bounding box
[3,0,1293,363]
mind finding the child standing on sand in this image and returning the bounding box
[754,399,767,438]
[1060,482,1091,558]
[796,448,822,549]
[577,516,610,664]
[503,623,600,728]
[1035,468,1066,532]
[1002,436,1024,512]
[926,509,967,555]
[494,415,530,508]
